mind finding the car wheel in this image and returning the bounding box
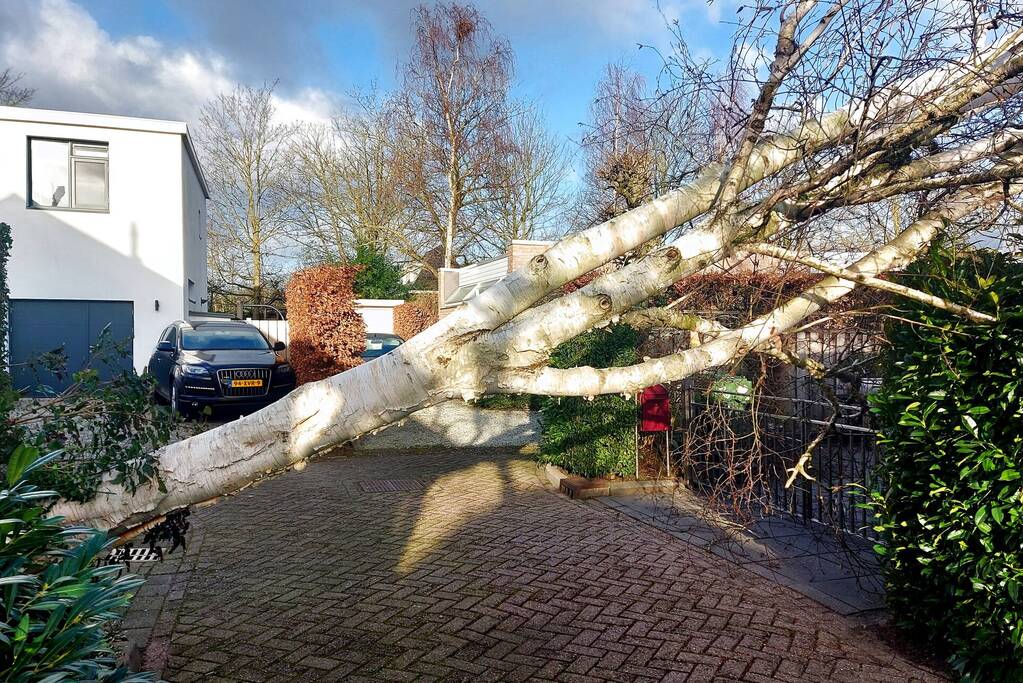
[170,381,181,415]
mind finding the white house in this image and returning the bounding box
[0,106,208,391]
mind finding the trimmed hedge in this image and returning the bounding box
[394,293,438,341]
[285,265,366,385]
[869,247,1023,681]
[535,325,638,479]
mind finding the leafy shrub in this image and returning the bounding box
[869,246,1023,681]
[0,444,154,682]
[1,329,178,503]
[393,293,438,341]
[285,264,366,384]
[352,245,410,300]
[535,325,638,479]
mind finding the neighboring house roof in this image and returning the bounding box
[439,240,555,309]
[406,244,447,291]
[0,105,210,199]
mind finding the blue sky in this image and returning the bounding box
[0,0,738,146]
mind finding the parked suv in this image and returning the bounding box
[147,320,295,414]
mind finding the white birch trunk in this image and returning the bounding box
[53,30,1023,532]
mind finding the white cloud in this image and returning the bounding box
[0,0,334,126]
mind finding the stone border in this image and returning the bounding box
[542,463,684,499]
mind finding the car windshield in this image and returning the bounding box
[363,334,403,359]
[181,327,270,351]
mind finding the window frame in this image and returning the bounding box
[27,136,110,213]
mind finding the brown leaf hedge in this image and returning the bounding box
[285,265,366,385]
[394,293,438,341]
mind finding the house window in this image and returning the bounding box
[29,138,109,211]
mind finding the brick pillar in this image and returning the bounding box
[507,240,554,273]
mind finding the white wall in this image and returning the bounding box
[355,299,403,334]
[0,113,201,372]
[181,144,208,316]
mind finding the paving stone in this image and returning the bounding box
[118,447,946,682]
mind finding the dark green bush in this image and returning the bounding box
[352,245,410,300]
[0,444,154,682]
[535,325,638,478]
[869,246,1023,682]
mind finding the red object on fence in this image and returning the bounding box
[639,384,671,432]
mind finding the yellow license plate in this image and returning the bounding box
[231,379,263,388]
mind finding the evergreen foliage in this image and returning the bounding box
[869,246,1023,682]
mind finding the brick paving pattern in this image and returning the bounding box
[128,448,945,682]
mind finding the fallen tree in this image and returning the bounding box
[56,0,1023,531]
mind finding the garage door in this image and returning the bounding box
[10,299,134,395]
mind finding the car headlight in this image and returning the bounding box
[276,363,293,374]
[180,364,210,377]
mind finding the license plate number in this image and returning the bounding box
[230,379,263,388]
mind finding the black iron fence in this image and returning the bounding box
[673,385,880,540]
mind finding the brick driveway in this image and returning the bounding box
[128,448,944,682]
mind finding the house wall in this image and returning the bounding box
[0,114,197,372]
[181,144,208,317]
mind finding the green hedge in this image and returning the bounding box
[535,325,638,479]
[869,247,1023,681]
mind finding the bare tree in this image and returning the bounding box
[482,106,571,248]
[55,1,1023,533]
[0,68,34,106]
[195,84,294,307]
[580,63,656,225]
[390,2,515,274]
[287,91,410,265]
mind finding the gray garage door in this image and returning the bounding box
[10,299,134,395]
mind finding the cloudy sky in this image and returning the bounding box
[0,0,738,144]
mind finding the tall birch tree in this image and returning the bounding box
[391,2,515,272]
[56,0,1023,533]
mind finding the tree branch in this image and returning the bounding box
[741,243,997,323]
[488,181,1018,396]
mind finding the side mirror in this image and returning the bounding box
[273,341,287,352]
[157,340,174,353]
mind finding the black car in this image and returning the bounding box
[147,320,295,414]
[362,333,404,360]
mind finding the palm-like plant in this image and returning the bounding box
[0,445,154,682]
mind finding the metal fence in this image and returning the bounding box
[675,387,880,539]
[660,322,885,540]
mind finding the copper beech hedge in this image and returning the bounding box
[394,293,438,341]
[285,265,366,385]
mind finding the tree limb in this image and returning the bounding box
[741,243,997,323]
